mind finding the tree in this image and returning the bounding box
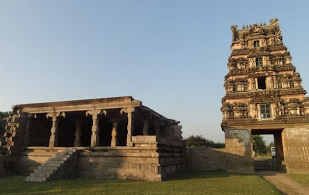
[267,141,275,153]
[252,135,267,155]
[185,135,216,148]
[0,112,8,120]
[214,142,225,148]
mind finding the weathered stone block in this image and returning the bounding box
[283,126,309,174]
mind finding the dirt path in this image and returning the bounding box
[257,170,309,195]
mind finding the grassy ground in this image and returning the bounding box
[289,174,309,187]
[0,171,281,195]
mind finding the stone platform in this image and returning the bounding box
[19,136,185,181]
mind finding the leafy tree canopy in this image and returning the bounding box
[185,135,225,148]
[267,141,275,153]
[214,142,225,148]
[252,135,267,154]
[0,112,8,120]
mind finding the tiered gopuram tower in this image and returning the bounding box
[221,19,309,174]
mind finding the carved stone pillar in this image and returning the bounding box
[46,112,65,147]
[255,78,258,90]
[121,107,135,146]
[304,98,309,115]
[143,119,149,135]
[23,113,34,147]
[86,109,106,147]
[265,77,271,89]
[271,76,276,89]
[111,120,118,147]
[74,120,82,147]
[248,78,255,90]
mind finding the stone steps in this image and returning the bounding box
[254,159,277,170]
[26,149,77,182]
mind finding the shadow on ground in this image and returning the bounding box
[166,170,232,181]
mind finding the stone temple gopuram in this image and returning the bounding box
[1,96,185,181]
[221,18,309,174]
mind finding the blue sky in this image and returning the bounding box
[1,1,309,143]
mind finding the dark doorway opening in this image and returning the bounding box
[99,118,112,146]
[58,117,76,147]
[117,120,127,146]
[258,77,266,90]
[133,112,144,136]
[251,129,285,172]
[29,114,52,147]
[81,118,92,147]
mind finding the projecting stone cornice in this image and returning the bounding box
[225,65,296,78]
[221,116,309,130]
[231,45,287,56]
[14,96,142,114]
[223,88,307,100]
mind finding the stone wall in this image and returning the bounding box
[0,119,6,146]
[185,148,226,171]
[156,136,186,179]
[0,156,17,176]
[77,136,185,181]
[283,125,309,174]
[185,146,254,173]
[77,147,162,181]
[0,156,7,175]
[224,128,254,173]
[3,111,28,156]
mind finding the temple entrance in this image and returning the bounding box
[251,129,285,172]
